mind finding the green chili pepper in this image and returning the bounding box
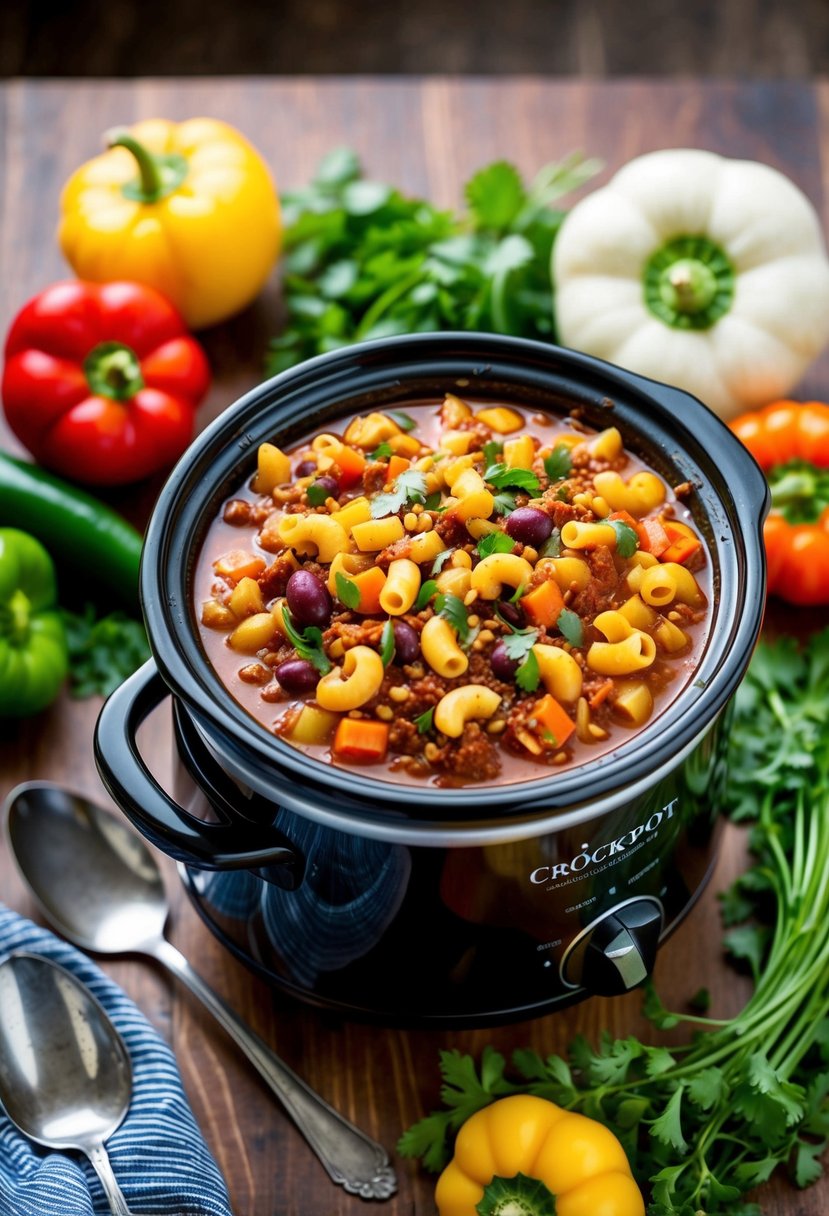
[0,528,69,716]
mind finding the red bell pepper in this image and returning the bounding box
[2,280,210,486]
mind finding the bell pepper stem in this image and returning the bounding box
[84,341,144,402]
[106,128,189,204]
[6,589,31,643]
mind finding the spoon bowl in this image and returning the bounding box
[3,781,397,1200]
[0,951,135,1215]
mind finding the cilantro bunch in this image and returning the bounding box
[267,148,601,374]
[399,629,829,1215]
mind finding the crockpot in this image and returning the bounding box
[94,333,768,1027]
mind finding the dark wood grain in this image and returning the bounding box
[1,78,827,1216]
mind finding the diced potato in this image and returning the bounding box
[503,434,535,468]
[201,600,235,630]
[229,576,264,619]
[287,705,339,745]
[475,406,524,434]
[388,433,422,457]
[613,680,654,727]
[229,612,279,653]
[440,393,473,427]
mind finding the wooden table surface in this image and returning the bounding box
[1,77,827,1216]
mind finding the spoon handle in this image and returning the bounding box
[150,938,397,1200]
[85,1143,135,1215]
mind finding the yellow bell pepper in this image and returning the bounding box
[435,1095,645,1216]
[58,118,281,329]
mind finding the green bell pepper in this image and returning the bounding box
[0,527,68,716]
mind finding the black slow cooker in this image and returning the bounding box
[94,333,768,1026]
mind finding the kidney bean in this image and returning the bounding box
[505,506,554,546]
[496,599,524,628]
[274,658,319,695]
[294,459,317,477]
[392,620,420,665]
[286,569,333,628]
[490,639,519,681]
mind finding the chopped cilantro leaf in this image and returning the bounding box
[281,606,332,673]
[379,618,395,667]
[516,650,541,691]
[538,529,562,558]
[431,549,455,573]
[415,706,435,734]
[435,592,472,645]
[483,463,541,494]
[423,490,443,510]
[556,608,583,647]
[476,531,516,558]
[371,468,428,518]
[306,480,332,507]
[502,628,539,662]
[482,440,504,468]
[609,518,639,558]
[370,441,393,460]
[544,444,573,481]
[415,579,438,610]
[335,570,361,610]
[492,491,517,516]
[387,409,417,432]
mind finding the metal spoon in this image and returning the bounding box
[3,782,397,1200]
[0,951,135,1215]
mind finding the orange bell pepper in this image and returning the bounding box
[531,694,575,748]
[385,454,411,485]
[347,566,387,614]
[730,399,829,605]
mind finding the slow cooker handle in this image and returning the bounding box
[94,659,300,872]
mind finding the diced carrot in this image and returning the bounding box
[588,679,614,710]
[213,549,267,583]
[660,520,702,565]
[333,718,390,763]
[641,517,671,557]
[385,454,411,485]
[350,566,387,614]
[531,694,576,747]
[521,578,565,629]
[609,509,649,551]
[334,445,366,489]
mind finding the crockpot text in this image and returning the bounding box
[529,798,678,885]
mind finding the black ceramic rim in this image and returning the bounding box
[140,333,769,821]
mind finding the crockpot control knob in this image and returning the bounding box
[562,899,663,997]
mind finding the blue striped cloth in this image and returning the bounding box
[0,905,233,1216]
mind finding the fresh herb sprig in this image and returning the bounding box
[60,606,150,697]
[399,629,829,1214]
[281,605,332,673]
[371,469,428,518]
[268,149,602,374]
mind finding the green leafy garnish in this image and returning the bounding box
[414,579,439,611]
[608,518,639,558]
[508,581,526,604]
[379,619,395,667]
[335,570,361,610]
[556,608,583,647]
[482,440,504,468]
[370,441,393,461]
[515,649,540,692]
[492,491,517,516]
[60,606,150,698]
[399,629,829,1214]
[415,706,435,734]
[431,549,455,573]
[538,529,562,558]
[435,591,473,646]
[370,469,428,518]
[476,531,516,559]
[268,151,601,376]
[280,605,332,673]
[386,409,417,433]
[423,490,443,511]
[543,444,572,481]
[306,480,331,507]
[483,463,541,494]
[501,627,539,663]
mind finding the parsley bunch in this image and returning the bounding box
[267,148,601,373]
[399,629,829,1215]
